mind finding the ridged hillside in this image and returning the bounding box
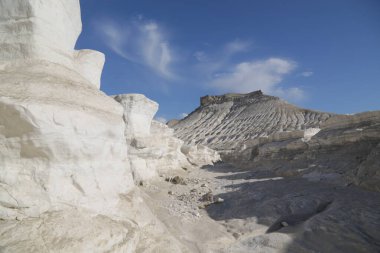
[172,90,333,151]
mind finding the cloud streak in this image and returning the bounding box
[210,58,305,101]
[96,18,175,79]
[300,71,313,77]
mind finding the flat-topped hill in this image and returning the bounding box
[171,90,333,151]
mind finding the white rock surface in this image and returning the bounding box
[0,0,134,221]
[113,94,220,182]
[0,1,195,252]
[0,0,104,88]
[114,94,159,139]
[0,209,139,253]
[181,144,221,166]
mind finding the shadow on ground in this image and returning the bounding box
[202,163,380,253]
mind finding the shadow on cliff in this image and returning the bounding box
[202,163,380,253]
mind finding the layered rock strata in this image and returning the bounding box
[0,0,134,221]
[0,1,149,252]
[225,111,380,191]
[114,94,220,183]
[172,90,332,152]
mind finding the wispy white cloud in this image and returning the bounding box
[194,39,252,75]
[224,39,252,55]
[210,58,305,101]
[300,71,313,77]
[274,87,306,101]
[96,18,175,79]
[194,51,208,62]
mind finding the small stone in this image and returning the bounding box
[182,167,188,171]
[139,181,144,186]
[201,192,214,202]
[171,176,186,185]
[201,183,207,187]
[281,221,289,227]
[190,189,197,193]
[215,197,224,203]
[168,191,173,195]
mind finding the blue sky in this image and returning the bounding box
[76,0,380,121]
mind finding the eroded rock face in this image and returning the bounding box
[114,94,159,139]
[0,1,195,252]
[172,90,332,152]
[172,91,380,192]
[181,144,221,167]
[113,94,220,182]
[0,0,133,221]
[0,0,104,88]
[224,111,380,191]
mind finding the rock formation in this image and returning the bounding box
[113,94,220,183]
[0,0,134,221]
[0,1,184,252]
[172,91,380,192]
[169,91,380,252]
[172,90,332,152]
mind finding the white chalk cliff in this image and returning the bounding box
[0,0,134,221]
[114,94,220,183]
[0,2,220,250]
[0,1,190,252]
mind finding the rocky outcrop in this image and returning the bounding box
[0,0,104,88]
[172,90,332,152]
[221,111,380,191]
[0,0,134,221]
[0,1,181,252]
[114,94,159,139]
[113,94,220,183]
[181,144,221,167]
[172,91,380,192]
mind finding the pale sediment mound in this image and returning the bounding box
[172,90,332,152]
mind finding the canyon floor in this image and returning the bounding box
[141,162,380,253]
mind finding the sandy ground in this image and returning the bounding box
[140,162,380,253]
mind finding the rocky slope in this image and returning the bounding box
[172,91,380,192]
[172,91,332,152]
[169,91,380,252]
[218,111,380,192]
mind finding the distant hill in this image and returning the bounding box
[171,90,333,151]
